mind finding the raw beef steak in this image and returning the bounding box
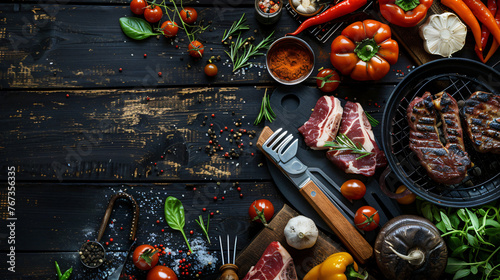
[326,101,387,176]
[242,241,298,280]
[299,96,343,150]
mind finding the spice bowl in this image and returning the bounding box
[288,0,324,17]
[255,0,283,25]
[266,36,315,85]
[79,241,105,268]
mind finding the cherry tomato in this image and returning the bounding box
[249,199,275,224]
[147,265,178,280]
[354,206,379,231]
[180,7,198,25]
[133,244,159,270]
[160,21,179,38]
[204,64,218,77]
[188,40,204,58]
[341,179,366,200]
[130,0,147,15]
[315,68,340,93]
[395,185,417,205]
[144,5,163,23]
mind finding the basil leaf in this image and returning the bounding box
[440,211,453,231]
[466,208,479,229]
[435,221,446,233]
[446,258,468,273]
[453,269,471,280]
[421,202,433,222]
[164,196,185,231]
[449,213,460,229]
[395,0,420,12]
[466,233,478,247]
[485,218,500,228]
[457,208,468,223]
[451,245,469,257]
[447,236,462,251]
[119,17,159,40]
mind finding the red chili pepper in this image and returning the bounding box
[287,0,367,36]
[475,0,497,61]
[484,0,500,62]
[463,0,500,48]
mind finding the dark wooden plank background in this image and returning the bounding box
[1,0,500,279]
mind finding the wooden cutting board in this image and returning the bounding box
[235,204,344,279]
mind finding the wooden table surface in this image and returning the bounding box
[1,0,499,279]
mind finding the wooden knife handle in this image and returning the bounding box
[300,180,373,264]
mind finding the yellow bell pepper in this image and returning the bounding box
[303,252,368,280]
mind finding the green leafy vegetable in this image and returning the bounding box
[119,17,160,40]
[164,196,192,252]
[54,261,72,280]
[418,200,500,280]
[324,133,373,160]
[195,214,211,244]
[222,14,250,43]
[254,89,276,125]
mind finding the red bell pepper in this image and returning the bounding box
[379,0,434,27]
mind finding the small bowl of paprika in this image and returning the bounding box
[266,36,315,85]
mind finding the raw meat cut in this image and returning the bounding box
[407,92,470,185]
[242,241,298,280]
[326,101,387,176]
[299,96,343,150]
[462,91,500,154]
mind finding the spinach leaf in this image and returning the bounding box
[119,17,160,40]
[164,196,192,252]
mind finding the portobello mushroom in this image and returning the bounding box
[374,215,447,280]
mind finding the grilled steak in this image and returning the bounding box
[299,96,343,150]
[462,91,500,153]
[327,101,387,176]
[407,92,470,185]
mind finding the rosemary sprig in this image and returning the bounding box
[324,133,372,160]
[365,112,379,127]
[222,14,249,43]
[195,214,211,244]
[254,89,276,125]
[225,31,274,72]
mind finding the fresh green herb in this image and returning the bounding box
[418,200,500,280]
[54,261,72,280]
[324,133,373,159]
[195,214,211,244]
[222,14,250,43]
[164,196,192,252]
[119,17,160,40]
[254,89,276,125]
[365,112,380,127]
[225,31,274,72]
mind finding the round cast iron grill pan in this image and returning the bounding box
[381,58,500,207]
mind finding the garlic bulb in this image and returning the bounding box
[284,215,318,250]
[419,12,467,58]
[293,0,318,14]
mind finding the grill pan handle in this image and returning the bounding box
[378,167,413,199]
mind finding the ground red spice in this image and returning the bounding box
[268,45,313,81]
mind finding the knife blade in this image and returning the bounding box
[107,238,136,280]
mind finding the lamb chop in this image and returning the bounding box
[326,101,387,176]
[462,91,500,154]
[407,92,470,185]
[299,96,343,150]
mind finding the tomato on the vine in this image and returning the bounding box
[341,179,366,200]
[315,68,340,93]
[147,265,178,280]
[354,206,379,231]
[395,185,417,205]
[204,64,218,77]
[133,244,159,270]
[160,21,179,38]
[144,5,163,23]
[249,199,274,226]
[180,7,198,25]
[188,40,204,58]
[130,0,147,15]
